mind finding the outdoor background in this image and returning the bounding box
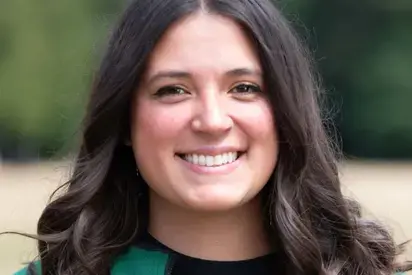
[0,0,411,274]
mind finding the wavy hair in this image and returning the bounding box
[6,0,410,274]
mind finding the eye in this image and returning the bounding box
[154,86,188,97]
[230,83,262,95]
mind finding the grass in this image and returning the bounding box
[1,160,411,274]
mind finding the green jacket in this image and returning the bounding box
[14,246,172,275]
[14,247,408,275]
[14,235,407,275]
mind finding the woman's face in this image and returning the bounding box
[131,13,278,211]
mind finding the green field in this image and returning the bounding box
[1,161,411,274]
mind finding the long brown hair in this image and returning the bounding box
[5,0,410,274]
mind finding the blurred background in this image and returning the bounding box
[0,0,411,273]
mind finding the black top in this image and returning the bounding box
[172,252,278,275]
[138,233,282,275]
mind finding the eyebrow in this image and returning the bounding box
[146,68,262,85]
[225,68,262,78]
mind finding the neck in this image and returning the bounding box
[148,192,271,261]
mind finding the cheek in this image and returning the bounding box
[234,101,277,140]
[131,101,188,148]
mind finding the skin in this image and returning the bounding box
[130,12,278,260]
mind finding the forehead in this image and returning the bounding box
[145,12,261,76]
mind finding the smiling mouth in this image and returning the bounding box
[176,151,245,167]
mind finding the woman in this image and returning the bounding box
[13,0,410,274]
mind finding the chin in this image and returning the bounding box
[182,193,252,212]
[186,202,241,212]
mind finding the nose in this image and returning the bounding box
[191,92,233,136]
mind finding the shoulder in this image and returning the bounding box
[14,247,170,274]
[13,257,408,275]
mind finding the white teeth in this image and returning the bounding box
[182,152,239,167]
[223,153,229,164]
[198,155,206,166]
[206,156,214,167]
[192,154,199,165]
[215,154,223,165]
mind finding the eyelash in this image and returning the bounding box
[153,86,187,97]
[230,83,262,95]
[153,83,262,98]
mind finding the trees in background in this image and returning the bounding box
[283,0,412,158]
[0,0,121,160]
